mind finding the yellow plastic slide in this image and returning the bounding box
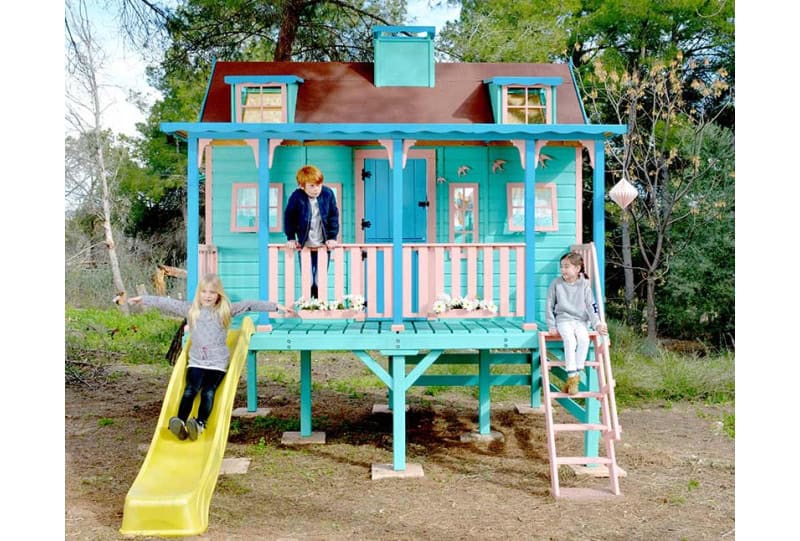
[119,316,256,537]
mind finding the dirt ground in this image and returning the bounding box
[65,354,735,540]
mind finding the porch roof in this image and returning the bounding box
[160,122,626,142]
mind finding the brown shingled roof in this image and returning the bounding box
[201,61,586,125]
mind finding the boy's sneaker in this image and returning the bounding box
[168,416,188,440]
[186,418,205,441]
[562,374,581,396]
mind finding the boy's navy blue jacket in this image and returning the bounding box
[283,186,340,246]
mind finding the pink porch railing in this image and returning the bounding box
[267,243,527,318]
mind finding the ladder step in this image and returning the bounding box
[553,423,610,432]
[550,391,606,399]
[556,456,613,465]
[545,360,601,368]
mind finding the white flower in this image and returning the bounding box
[432,293,497,314]
[296,295,366,312]
[342,294,365,311]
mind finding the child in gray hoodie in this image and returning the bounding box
[545,252,608,395]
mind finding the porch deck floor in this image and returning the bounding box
[247,317,542,351]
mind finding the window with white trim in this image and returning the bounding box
[450,183,478,243]
[231,183,283,232]
[504,86,548,124]
[238,85,286,123]
[507,183,558,232]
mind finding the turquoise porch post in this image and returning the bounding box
[257,138,272,325]
[391,140,404,328]
[186,135,199,299]
[585,139,606,459]
[390,140,406,468]
[478,350,491,434]
[246,351,258,411]
[300,350,312,437]
[245,138,272,413]
[391,355,407,470]
[583,348,600,459]
[529,349,542,408]
[523,139,537,326]
[592,141,606,297]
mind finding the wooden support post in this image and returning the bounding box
[583,350,601,460]
[530,349,542,408]
[247,351,258,412]
[478,350,491,434]
[391,355,406,470]
[300,351,312,437]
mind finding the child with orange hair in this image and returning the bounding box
[283,165,340,298]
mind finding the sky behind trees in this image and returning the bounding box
[83,0,462,137]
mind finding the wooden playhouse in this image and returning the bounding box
[160,25,627,498]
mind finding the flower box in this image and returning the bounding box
[297,309,366,321]
[429,309,498,319]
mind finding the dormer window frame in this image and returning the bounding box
[224,75,304,124]
[483,76,563,125]
[237,83,287,123]
[503,85,550,125]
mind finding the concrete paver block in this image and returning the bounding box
[371,404,410,414]
[281,431,326,445]
[371,463,424,480]
[514,403,545,414]
[459,430,505,443]
[231,407,272,418]
[220,458,251,475]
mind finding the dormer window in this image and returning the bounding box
[224,75,304,123]
[483,77,562,125]
[240,85,285,123]
[506,86,547,124]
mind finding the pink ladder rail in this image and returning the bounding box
[571,242,622,440]
[539,331,622,498]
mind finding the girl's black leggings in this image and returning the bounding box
[177,367,227,425]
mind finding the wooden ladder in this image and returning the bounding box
[539,330,623,498]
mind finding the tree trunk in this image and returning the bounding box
[646,275,657,343]
[621,211,635,323]
[73,0,129,314]
[274,0,304,61]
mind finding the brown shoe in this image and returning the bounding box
[562,374,580,395]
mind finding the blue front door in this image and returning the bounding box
[362,158,429,313]
[363,158,428,243]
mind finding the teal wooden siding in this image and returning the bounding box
[210,145,354,301]
[434,145,579,321]
[210,143,581,323]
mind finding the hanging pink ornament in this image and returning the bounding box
[609,177,638,209]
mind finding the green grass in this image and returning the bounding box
[609,321,734,407]
[66,307,181,365]
[722,412,735,438]
[252,416,301,432]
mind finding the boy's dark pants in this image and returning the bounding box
[298,248,331,299]
[178,367,226,425]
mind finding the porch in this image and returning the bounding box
[219,242,606,474]
[201,241,532,323]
